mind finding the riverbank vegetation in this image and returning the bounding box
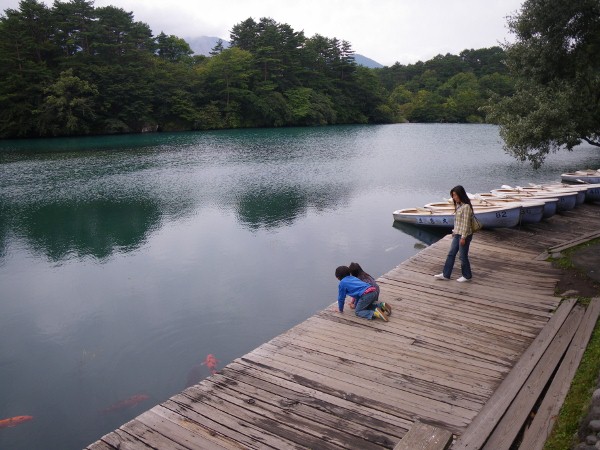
[0,0,514,138]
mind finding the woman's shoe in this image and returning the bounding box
[434,273,450,280]
[373,308,388,322]
[380,302,392,316]
[457,276,471,282]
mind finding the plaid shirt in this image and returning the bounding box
[453,203,473,237]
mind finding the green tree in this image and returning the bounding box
[52,0,95,58]
[0,0,54,137]
[209,38,225,56]
[439,72,483,122]
[35,68,98,135]
[156,32,193,63]
[486,0,600,167]
[200,47,253,108]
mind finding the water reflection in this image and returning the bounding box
[392,221,450,246]
[235,183,351,230]
[5,198,161,261]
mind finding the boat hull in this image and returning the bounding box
[392,205,522,229]
[491,189,577,212]
[561,172,600,184]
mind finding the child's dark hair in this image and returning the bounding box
[335,266,350,280]
[349,262,367,278]
[450,185,472,208]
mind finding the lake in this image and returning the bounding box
[1,124,599,449]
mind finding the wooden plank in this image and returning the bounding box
[162,396,303,450]
[378,282,554,320]
[184,379,383,450]
[85,440,117,450]
[274,331,503,384]
[220,363,408,438]
[179,383,329,449]
[451,298,577,450]
[247,344,481,419]
[227,359,413,431]
[518,298,600,450]
[135,408,242,449]
[482,304,586,450]
[262,333,495,399]
[262,339,490,408]
[102,422,188,450]
[394,421,453,450]
[299,318,508,378]
[548,230,600,252]
[379,276,558,311]
[203,374,394,449]
[240,350,474,434]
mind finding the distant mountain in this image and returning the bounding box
[185,36,384,68]
[353,54,384,68]
[185,36,230,56]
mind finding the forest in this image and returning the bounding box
[0,0,515,138]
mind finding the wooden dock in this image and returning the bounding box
[87,203,600,450]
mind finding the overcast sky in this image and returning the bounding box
[0,0,524,65]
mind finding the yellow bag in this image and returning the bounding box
[471,215,482,233]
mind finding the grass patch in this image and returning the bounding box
[550,237,600,271]
[543,316,600,450]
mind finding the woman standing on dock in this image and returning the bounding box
[434,185,474,282]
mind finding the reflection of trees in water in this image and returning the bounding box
[8,198,162,261]
[235,183,352,231]
[0,204,8,260]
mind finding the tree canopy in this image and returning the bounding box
[485,0,600,167]
[0,0,513,138]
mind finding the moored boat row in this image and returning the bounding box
[561,169,600,184]
[393,176,600,229]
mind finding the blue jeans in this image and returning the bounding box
[443,234,472,279]
[355,291,379,320]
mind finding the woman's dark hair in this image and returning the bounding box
[335,265,350,280]
[349,262,370,279]
[450,185,472,209]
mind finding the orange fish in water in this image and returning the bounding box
[201,353,219,374]
[101,394,149,413]
[0,415,33,428]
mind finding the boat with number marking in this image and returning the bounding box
[425,198,546,224]
[476,193,559,219]
[392,204,522,228]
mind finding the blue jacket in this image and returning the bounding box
[337,276,370,312]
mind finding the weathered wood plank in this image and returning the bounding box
[162,396,303,450]
[85,440,117,450]
[134,408,237,449]
[451,298,577,450]
[394,421,453,450]
[482,304,586,450]
[518,298,600,450]
[228,358,413,432]
[102,422,189,450]
[244,346,480,425]
[548,230,600,252]
[298,319,508,378]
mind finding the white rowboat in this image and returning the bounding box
[561,170,600,184]
[392,204,522,229]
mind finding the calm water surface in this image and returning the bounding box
[1,124,599,449]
